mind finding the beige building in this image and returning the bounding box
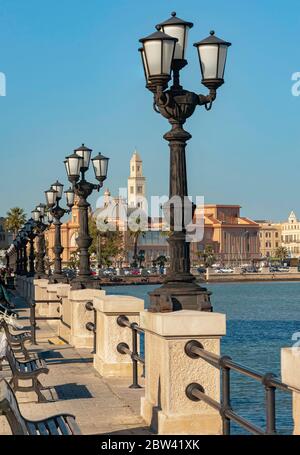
[127,150,146,209]
[256,220,282,258]
[191,205,261,265]
[281,211,300,258]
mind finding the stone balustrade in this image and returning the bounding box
[281,347,300,435]
[93,295,144,377]
[13,275,232,435]
[140,310,226,435]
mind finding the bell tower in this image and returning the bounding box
[127,150,146,208]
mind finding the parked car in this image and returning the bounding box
[217,268,234,273]
[102,268,116,276]
[62,268,76,279]
[241,266,259,273]
[131,269,141,276]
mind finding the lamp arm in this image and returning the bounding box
[198,88,217,111]
[154,88,169,109]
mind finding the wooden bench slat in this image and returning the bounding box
[65,416,81,435]
[26,422,37,435]
[55,416,72,435]
[45,419,59,435]
[37,422,49,435]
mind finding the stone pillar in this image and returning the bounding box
[281,347,300,435]
[68,289,106,349]
[57,284,71,343]
[45,283,63,324]
[33,278,49,316]
[93,295,144,377]
[140,310,226,435]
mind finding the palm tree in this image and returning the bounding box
[129,216,146,268]
[273,246,289,263]
[196,245,216,267]
[5,207,26,239]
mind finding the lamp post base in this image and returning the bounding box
[48,274,68,284]
[148,281,212,312]
[70,275,102,290]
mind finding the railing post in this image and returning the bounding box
[220,358,231,435]
[130,323,141,389]
[85,301,97,354]
[30,300,37,345]
[262,373,276,434]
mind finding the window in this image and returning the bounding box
[137,186,143,194]
[132,166,134,172]
[137,166,140,172]
[275,232,278,238]
[130,186,134,194]
[276,242,278,247]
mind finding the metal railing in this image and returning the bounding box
[85,301,97,354]
[116,315,145,389]
[30,298,62,345]
[184,340,291,435]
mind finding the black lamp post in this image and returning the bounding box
[45,181,75,283]
[24,219,37,277]
[14,237,21,275]
[139,12,231,312]
[64,144,109,289]
[19,229,28,275]
[31,204,52,279]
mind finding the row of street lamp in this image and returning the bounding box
[7,12,230,311]
[7,145,109,289]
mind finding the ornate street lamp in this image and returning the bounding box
[45,181,74,283]
[19,229,28,275]
[14,237,21,275]
[139,12,231,312]
[65,144,109,289]
[24,218,37,277]
[31,204,52,278]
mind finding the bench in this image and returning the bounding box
[0,319,31,360]
[5,343,49,402]
[0,379,81,435]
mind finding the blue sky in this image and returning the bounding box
[0,0,300,222]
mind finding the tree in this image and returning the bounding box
[129,215,146,268]
[153,255,168,268]
[196,245,216,267]
[5,207,26,238]
[89,215,124,268]
[68,250,79,270]
[273,246,289,263]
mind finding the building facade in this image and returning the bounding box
[127,151,146,209]
[256,220,282,258]
[46,151,262,269]
[281,211,300,258]
[191,205,261,265]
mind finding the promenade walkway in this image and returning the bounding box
[0,293,150,435]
